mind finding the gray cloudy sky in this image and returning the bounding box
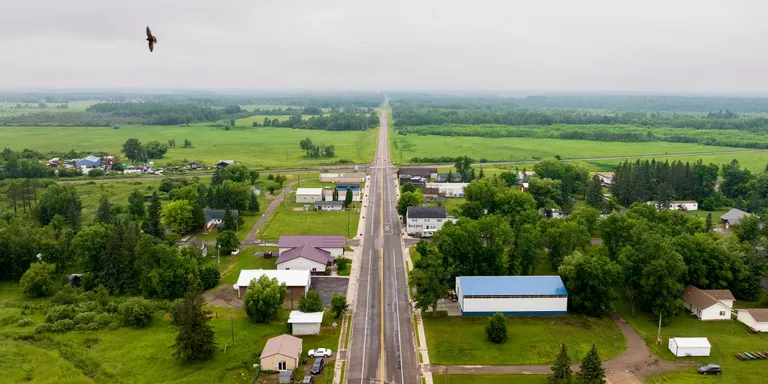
[2,0,767,92]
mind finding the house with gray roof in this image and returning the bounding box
[405,206,456,236]
[75,156,102,168]
[721,208,751,229]
[276,235,346,274]
[203,207,238,232]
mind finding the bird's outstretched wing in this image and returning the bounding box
[148,40,154,52]
[146,26,153,39]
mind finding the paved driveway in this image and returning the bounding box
[310,276,350,307]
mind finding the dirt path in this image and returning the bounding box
[429,312,691,382]
[242,180,298,244]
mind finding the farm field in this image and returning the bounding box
[432,374,547,384]
[0,282,341,384]
[234,114,318,127]
[582,151,768,173]
[391,134,753,165]
[0,125,378,169]
[0,101,97,117]
[616,300,768,384]
[421,312,625,365]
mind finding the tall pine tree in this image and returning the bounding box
[143,192,164,239]
[549,344,572,384]
[128,189,145,218]
[248,191,260,213]
[96,195,113,223]
[579,344,606,384]
[344,186,353,206]
[172,289,217,361]
[585,175,604,209]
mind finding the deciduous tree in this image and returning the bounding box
[243,275,287,323]
[163,200,194,234]
[331,293,348,319]
[299,291,324,313]
[486,313,508,343]
[396,191,423,216]
[558,250,621,317]
[20,262,58,298]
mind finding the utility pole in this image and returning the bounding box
[656,312,662,344]
[217,244,221,267]
[347,207,350,237]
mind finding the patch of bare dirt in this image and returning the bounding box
[204,285,243,309]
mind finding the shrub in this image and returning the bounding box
[20,262,58,298]
[52,319,75,332]
[119,298,153,328]
[45,305,77,323]
[486,312,508,344]
[298,291,324,313]
[17,318,33,327]
[94,313,120,328]
[35,323,55,333]
[199,265,220,290]
[88,169,105,177]
[73,311,97,326]
[75,323,101,331]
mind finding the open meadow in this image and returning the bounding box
[0,125,378,169]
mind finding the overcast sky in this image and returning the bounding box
[2,0,767,92]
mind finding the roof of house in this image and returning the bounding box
[721,208,751,223]
[260,334,303,359]
[314,200,345,207]
[682,285,734,310]
[407,206,447,219]
[277,244,333,265]
[217,160,234,165]
[397,167,435,177]
[670,337,711,348]
[278,235,346,249]
[296,188,324,195]
[458,276,568,296]
[288,311,324,324]
[741,308,768,323]
[323,189,360,196]
[421,187,440,195]
[235,269,310,288]
[78,155,101,163]
[204,207,238,221]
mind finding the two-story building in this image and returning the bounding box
[405,206,456,236]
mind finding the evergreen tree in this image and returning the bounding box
[211,166,224,186]
[485,313,508,343]
[447,170,454,183]
[705,213,713,232]
[478,166,485,179]
[96,195,112,223]
[578,344,606,384]
[549,344,573,384]
[172,289,217,361]
[344,186,353,206]
[128,189,145,219]
[248,191,260,213]
[332,188,339,201]
[143,192,164,239]
[222,209,238,231]
[585,175,604,209]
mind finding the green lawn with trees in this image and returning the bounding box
[421,312,625,365]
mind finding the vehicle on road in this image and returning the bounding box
[231,248,240,256]
[310,358,324,374]
[308,348,332,357]
[698,364,722,375]
[420,231,434,238]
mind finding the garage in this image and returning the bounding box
[456,275,568,315]
[288,311,323,335]
[295,188,323,203]
[668,337,711,357]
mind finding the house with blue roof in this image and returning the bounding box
[456,276,568,315]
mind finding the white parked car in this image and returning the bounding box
[308,348,333,358]
[231,249,240,256]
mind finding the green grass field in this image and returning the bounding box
[218,246,278,285]
[432,374,548,384]
[616,300,768,384]
[0,125,377,169]
[425,198,465,217]
[259,204,361,240]
[422,312,625,365]
[581,151,768,173]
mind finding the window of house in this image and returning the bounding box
[312,268,317,272]
[425,219,430,222]
[720,311,726,316]
[278,361,287,370]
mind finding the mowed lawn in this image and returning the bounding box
[391,134,750,165]
[422,312,625,365]
[218,246,278,285]
[616,301,768,384]
[0,125,378,169]
[433,374,547,384]
[259,205,360,240]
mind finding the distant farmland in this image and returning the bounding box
[0,125,377,169]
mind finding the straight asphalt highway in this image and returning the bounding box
[346,107,419,383]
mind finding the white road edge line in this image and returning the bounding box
[361,247,373,383]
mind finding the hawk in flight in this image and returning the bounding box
[146,26,157,52]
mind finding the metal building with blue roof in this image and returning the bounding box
[456,276,568,315]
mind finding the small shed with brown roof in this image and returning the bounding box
[259,334,303,371]
[682,285,734,321]
[737,308,768,332]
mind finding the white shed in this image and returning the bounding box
[288,311,324,335]
[668,337,711,357]
[295,188,324,203]
[737,309,768,332]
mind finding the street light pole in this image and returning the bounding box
[217,244,221,267]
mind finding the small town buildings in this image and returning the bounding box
[123,169,142,175]
[425,183,468,197]
[102,156,119,167]
[319,173,366,184]
[420,187,442,202]
[517,171,536,182]
[288,311,324,335]
[668,337,711,357]
[185,238,208,257]
[75,156,101,168]
[399,175,427,187]
[594,172,614,186]
[456,276,568,315]
[203,207,238,233]
[721,208,751,229]
[47,158,59,167]
[276,235,345,274]
[435,173,463,183]
[216,160,234,167]
[185,161,199,170]
[737,309,768,332]
[520,182,529,193]
[314,201,344,211]
[234,269,311,298]
[260,334,303,371]
[405,206,455,236]
[682,286,734,320]
[296,188,324,203]
[323,188,361,202]
[397,167,437,180]
[646,200,699,211]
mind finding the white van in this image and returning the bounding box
[420,231,434,238]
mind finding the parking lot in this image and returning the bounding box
[310,276,349,307]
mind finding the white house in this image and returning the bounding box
[646,200,699,211]
[668,337,711,357]
[737,309,768,332]
[233,269,311,299]
[296,188,324,203]
[276,235,345,274]
[456,276,568,315]
[287,311,324,335]
[314,201,344,211]
[682,285,734,320]
[405,206,456,236]
[123,169,143,175]
[425,183,468,198]
[594,172,614,186]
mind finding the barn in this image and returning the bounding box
[668,337,711,357]
[296,188,324,203]
[456,276,568,315]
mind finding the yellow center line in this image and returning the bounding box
[379,160,386,383]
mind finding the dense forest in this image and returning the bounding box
[259,111,379,131]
